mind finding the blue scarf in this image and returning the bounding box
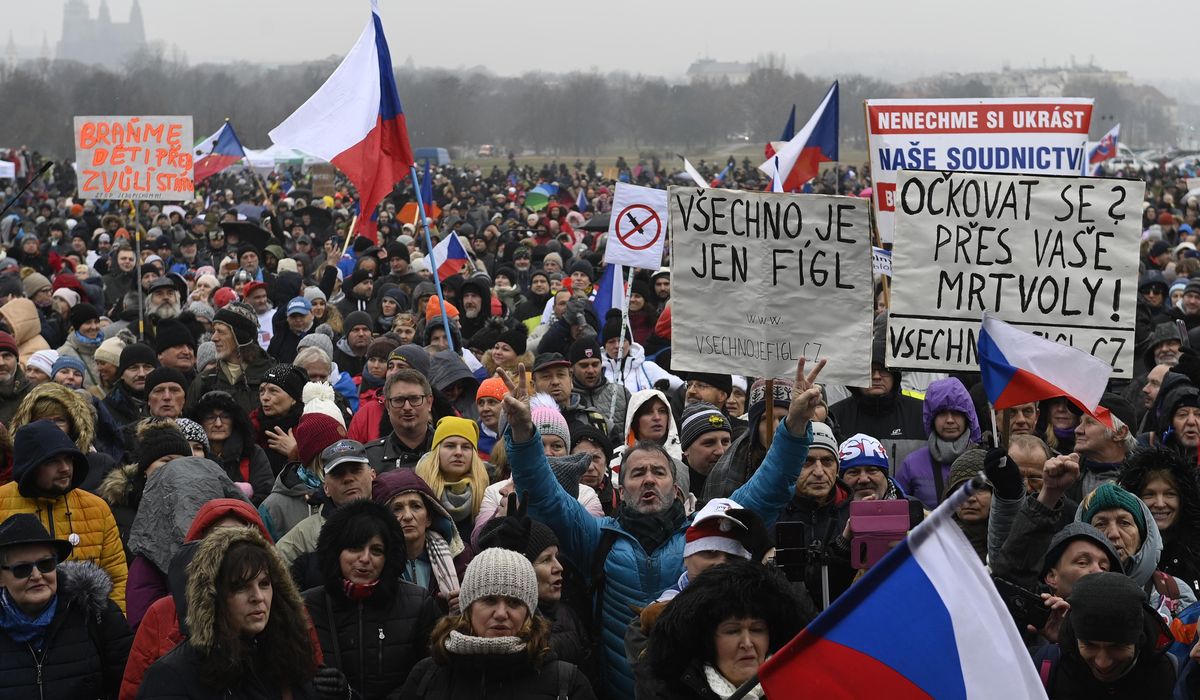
[74,330,103,348]
[0,588,56,647]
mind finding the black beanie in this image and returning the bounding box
[214,302,259,347]
[569,337,603,365]
[601,310,630,345]
[136,421,193,473]
[1067,571,1148,645]
[67,303,100,329]
[347,268,374,289]
[385,241,410,263]
[145,367,187,395]
[496,324,528,355]
[154,318,197,353]
[262,364,309,403]
[118,343,159,376]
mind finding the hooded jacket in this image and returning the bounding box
[429,350,480,419]
[136,527,316,699]
[121,457,248,627]
[507,415,815,699]
[601,342,682,395]
[617,389,683,463]
[187,391,274,503]
[372,469,471,600]
[0,561,132,700]
[0,297,50,364]
[8,381,116,493]
[895,378,980,509]
[0,365,31,427]
[0,443,127,613]
[302,501,441,700]
[257,462,322,542]
[455,278,493,342]
[119,500,273,700]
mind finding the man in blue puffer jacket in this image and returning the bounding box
[503,357,826,699]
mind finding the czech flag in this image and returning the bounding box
[759,82,838,193]
[268,0,414,243]
[710,162,731,187]
[576,187,589,213]
[593,261,626,334]
[1086,123,1120,175]
[430,231,470,281]
[759,479,1048,699]
[764,104,796,159]
[978,313,1112,423]
[193,121,247,182]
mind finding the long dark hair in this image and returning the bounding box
[316,500,406,604]
[198,538,315,689]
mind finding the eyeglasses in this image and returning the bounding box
[203,412,232,425]
[1,556,58,579]
[387,394,427,408]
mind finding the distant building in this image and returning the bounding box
[57,0,146,69]
[686,58,756,85]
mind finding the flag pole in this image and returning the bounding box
[411,164,456,353]
[989,403,1001,449]
[340,215,358,257]
[609,265,634,422]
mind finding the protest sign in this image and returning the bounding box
[872,246,891,277]
[865,98,1093,243]
[605,182,669,270]
[0,161,13,180]
[74,116,194,200]
[311,163,336,197]
[887,170,1143,378]
[1188,177,1200,193]
[668,186,874,386]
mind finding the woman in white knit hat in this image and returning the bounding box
[398,546,596,699]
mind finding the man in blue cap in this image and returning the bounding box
[267,296,315,364]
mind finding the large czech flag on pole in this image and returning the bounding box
[268,0,414,243]
[193,121,247,181]
[758,82,838,193]
[430,232,471,281]
[759,477,1048,699]
[978,312,1111,420]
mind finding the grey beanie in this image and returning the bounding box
[297,332,335,360]
[809,421,838,459]
[304,286,327,303]
[186,300,215,323]
[459,546,539,615]
[196,341,217,374]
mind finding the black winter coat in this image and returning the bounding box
[302,582,440,700]
[137,643,317,700]
[0,561,132,700]
[398,650,595,700]
[775,484,856,610]
[828,385,926,468]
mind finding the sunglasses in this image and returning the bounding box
[1,555,58,579]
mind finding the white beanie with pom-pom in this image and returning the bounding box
[302,381,346,428]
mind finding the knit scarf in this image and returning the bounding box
[616,499,686,555]
[443,630,526,656]
[703,664,763,699]
[341,578,380,602]
[73,330,103,348]
[928,432,972,464]
[441,479,475,525]
[0,588,56,647]
[360,370,385,391]
[425,531,460,598]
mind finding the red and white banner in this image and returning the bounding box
[865,98,1093,242]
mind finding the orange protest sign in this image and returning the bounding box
[73,115,194,201]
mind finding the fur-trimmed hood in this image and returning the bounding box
[1120,446,1200,537]
[9,381,96,452]
[184,526,304,654]
[97,462,141,509]
[55,560,114,621]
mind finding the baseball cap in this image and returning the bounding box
[320,439,370,475]
[286,296,313,316]
[532,352,571,373]
[683,498,752,560]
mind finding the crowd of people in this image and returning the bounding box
[0,148,1197,699]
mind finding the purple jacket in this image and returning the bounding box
[896,378,980,508]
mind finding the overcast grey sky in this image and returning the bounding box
[6,0,1197,83]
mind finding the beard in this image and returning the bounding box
[150,299,181,320]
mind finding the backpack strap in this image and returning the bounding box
[323,592,343,670]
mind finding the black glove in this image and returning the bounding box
[984,446,1025,500]
[314,666,350,700]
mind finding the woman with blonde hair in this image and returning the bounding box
[398,546,595,699]
[9,381,119,493]
[415,417,490,541]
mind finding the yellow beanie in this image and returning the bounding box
[432,416,479,450]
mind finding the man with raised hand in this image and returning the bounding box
[501,356,825,699]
